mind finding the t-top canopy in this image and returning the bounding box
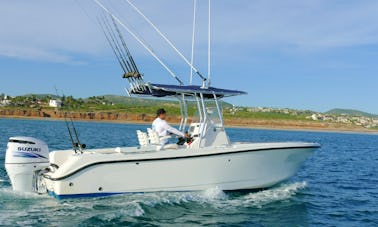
[130,83,247,98]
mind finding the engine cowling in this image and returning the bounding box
[5,136,50,193]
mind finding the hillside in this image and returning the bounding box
[1,93,233,118]
[1,93,378,132]
[22,94,59,99]
[101,95,172,105]
[326,108,378,118]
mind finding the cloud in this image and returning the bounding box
[0,45,71,63]
[212,0,378,50]
[0,0,106,63]
[1,0,378,64]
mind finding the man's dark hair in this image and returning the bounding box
[156,108,166,117]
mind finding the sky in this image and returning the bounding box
[0,0,377,114]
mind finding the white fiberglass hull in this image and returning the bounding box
[43,142,319,199]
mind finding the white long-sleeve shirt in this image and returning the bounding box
[152,118,185,140]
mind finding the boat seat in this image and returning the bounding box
[147,128,160,145]
[147,128,177,150]
[137,130,149,147]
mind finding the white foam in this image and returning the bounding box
[138,187,226,206]
[143,183,307,210]
[0,210,29,226]
[0,187,49,199]
[79,195,147,217]
[112,187,227,213]
[201,186,228,201]
[97,212,122,222]
[120,202,145,217]
[239,181,307,208]
[116,183,307,211]
[0,181,308,223]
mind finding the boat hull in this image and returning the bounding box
[44,143,318,198]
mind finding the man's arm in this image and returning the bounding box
[162,121,185,137]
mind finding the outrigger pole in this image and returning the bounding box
[93,0,184,86]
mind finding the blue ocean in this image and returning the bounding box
[0,118,377,226]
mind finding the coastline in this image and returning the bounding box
[1,113,377,135]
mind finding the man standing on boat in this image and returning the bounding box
[152,108,188,145]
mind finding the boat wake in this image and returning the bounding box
[197,181,308,209]
[0,181,307,207]
[0,182,307,226]
[122,181,308,212]
[236,181,307,208]
[0,186,49,199]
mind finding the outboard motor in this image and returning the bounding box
[5,137,50,193]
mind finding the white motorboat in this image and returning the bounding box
[4,85,319,199]
[4,1,320,199]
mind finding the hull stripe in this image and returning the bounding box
[48,191,122,199]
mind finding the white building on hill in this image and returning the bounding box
[49,99,62,108]
[0,95,11,106]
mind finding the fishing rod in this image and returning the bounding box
[77,1,145,91]
[102,15,132,73]
[98,18,128,73]
[78,0,131,76]
[110,15,139,74]
[106,14,146,90]
[100,16,143,91]
[123,0,207,86]
[59,90,85,153]
[105,18,134,73]
[110,15,146,90]
[68,111,85,153]
[76,0,130,74]
[104,14,137,74]
[93,0,184,86]
[55,88,77,153]
[63,112,77,153]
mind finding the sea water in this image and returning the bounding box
[0,118,377,226]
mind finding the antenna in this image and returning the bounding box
[190,0,197,85]
[208,0,211,86]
